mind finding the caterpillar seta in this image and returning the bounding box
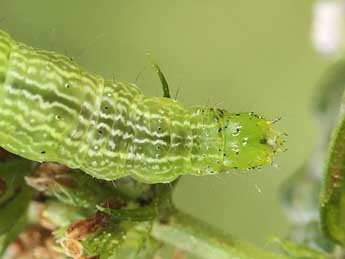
[0,29,283,183]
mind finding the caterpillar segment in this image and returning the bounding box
[0,29,283,183]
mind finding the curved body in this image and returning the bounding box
[0,30,282,183]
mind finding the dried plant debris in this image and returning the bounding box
[3,225,65,259]
[54,210,158,259]
[25,163,117,209]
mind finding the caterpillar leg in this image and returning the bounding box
[130,167,180,184]
[148,54,171,98]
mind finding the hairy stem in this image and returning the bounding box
[151,209,289,259]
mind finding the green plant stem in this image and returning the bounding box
[320,112,345,246]
[37,200,288,259]
[151,209,289,259]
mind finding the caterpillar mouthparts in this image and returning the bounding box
[215,111,284,172]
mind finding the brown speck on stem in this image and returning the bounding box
[102,197,127,210]
[172,248,187,259]
[66,212,110,240]
[60,212,110,258]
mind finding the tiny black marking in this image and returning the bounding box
[260,138,267,144]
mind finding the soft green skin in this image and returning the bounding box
[0,29,282,183]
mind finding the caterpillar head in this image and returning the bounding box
[221,112,284,170]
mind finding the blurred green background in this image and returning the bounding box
[0,0,328,246]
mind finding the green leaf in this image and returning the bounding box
[314,59,345,115]
[25,164,118,210]
[83,221,157,259]
[286,221,334,254]
[97,205,157,222]
[320,112,345,245]
[0,185,34,255]
[0,158,32,205]
[25,164,167,213]
[0,158,35,255]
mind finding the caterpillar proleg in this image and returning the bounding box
[0,29,283,183]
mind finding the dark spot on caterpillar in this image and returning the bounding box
[158,127,161,131]
[156,145,160,150]
[260,138,267,144]
[65,83,70,88]
[98,130,103,134]
[223,153,226,157]
[104,106,109,110]
[55,115,61,120]
[216,160,220,164]
[41,151,46,154]
[218,148,221,152]
[218,127,222,133]
[250,113,262,119]
[235,151,239,155]
[234,166,238,169]
[235,113,240,116]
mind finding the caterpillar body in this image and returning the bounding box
[0,29,283,183]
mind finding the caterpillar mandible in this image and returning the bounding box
[0,29,284,184]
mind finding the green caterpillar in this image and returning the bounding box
[0,29,283,183]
